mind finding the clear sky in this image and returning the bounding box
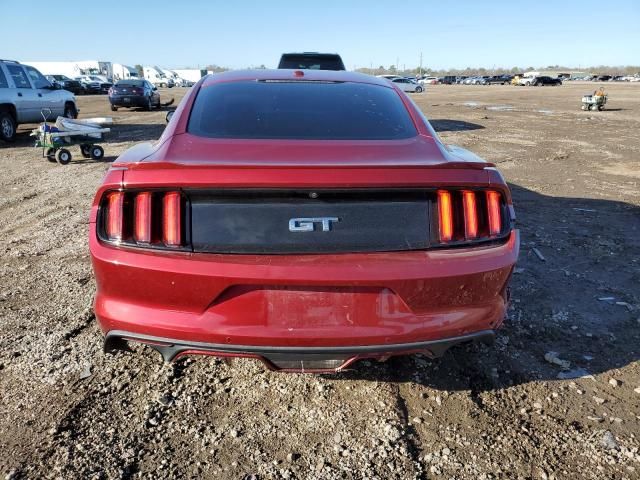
[2,0,638,70]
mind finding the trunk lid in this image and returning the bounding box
[145,133,459,168]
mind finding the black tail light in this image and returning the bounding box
[99,190,190,250]
[433,189,510,246]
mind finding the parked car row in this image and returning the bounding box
[412,75,515,85]
[413,74,562,86]
[376,75,424,92]
[514,75,562,86]
[44,74,112,95]
[43,68,197,96]
[568,74,640,82]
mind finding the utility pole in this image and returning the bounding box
[419,52,423,78]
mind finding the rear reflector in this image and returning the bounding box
[105,191,124,240]
[462,190,478,239]
[487,190,502,236]
[134,192,152,243]
[163,192,182,246]
[437,190,453,242]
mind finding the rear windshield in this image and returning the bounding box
[278,54,344,70]
[116,80,144,87]
[188,81,417,140]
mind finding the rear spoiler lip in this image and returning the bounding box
[116,160,494,170]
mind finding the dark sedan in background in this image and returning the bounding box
[108,79,161,111]
[531,76,562,86]
[45,75,82,94]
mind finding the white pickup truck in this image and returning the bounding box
[0,59,78,142]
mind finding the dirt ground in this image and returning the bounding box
[0,82,638,480]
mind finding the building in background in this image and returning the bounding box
[22,60,113,79]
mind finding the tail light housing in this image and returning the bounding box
[433,188,509,246]
[99,190,189,250]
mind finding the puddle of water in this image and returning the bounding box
[538,109,554,115]
[463,102,479,107]
[486,105,514,111]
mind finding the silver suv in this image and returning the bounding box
[0,59,79,142]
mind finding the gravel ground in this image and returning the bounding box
[0,83,639,480]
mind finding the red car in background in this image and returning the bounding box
[89,69,519,373]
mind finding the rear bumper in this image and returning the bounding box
[91,228,519,369]
[105,328,496,372]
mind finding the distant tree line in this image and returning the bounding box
[354,65,640,76]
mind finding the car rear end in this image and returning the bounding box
[109,81,147,108]
[90,71,519,372]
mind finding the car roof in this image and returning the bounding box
[200,69,392,88]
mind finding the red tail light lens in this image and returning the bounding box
[462,190,478,239]
[163,192,182,246]
[105,191,124,240]
[437,190,453,242]
[134,192,152,243]
[436,189,507,246]
[487,190,502,236]
[100,190,187,250]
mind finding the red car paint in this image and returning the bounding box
[89,70,519,372]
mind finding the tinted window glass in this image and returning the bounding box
[25,66,50,89]
[7,65,31,88]
[0,67,9,88]
[188,81,417,140]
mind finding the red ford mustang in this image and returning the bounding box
[89,69,519,372]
